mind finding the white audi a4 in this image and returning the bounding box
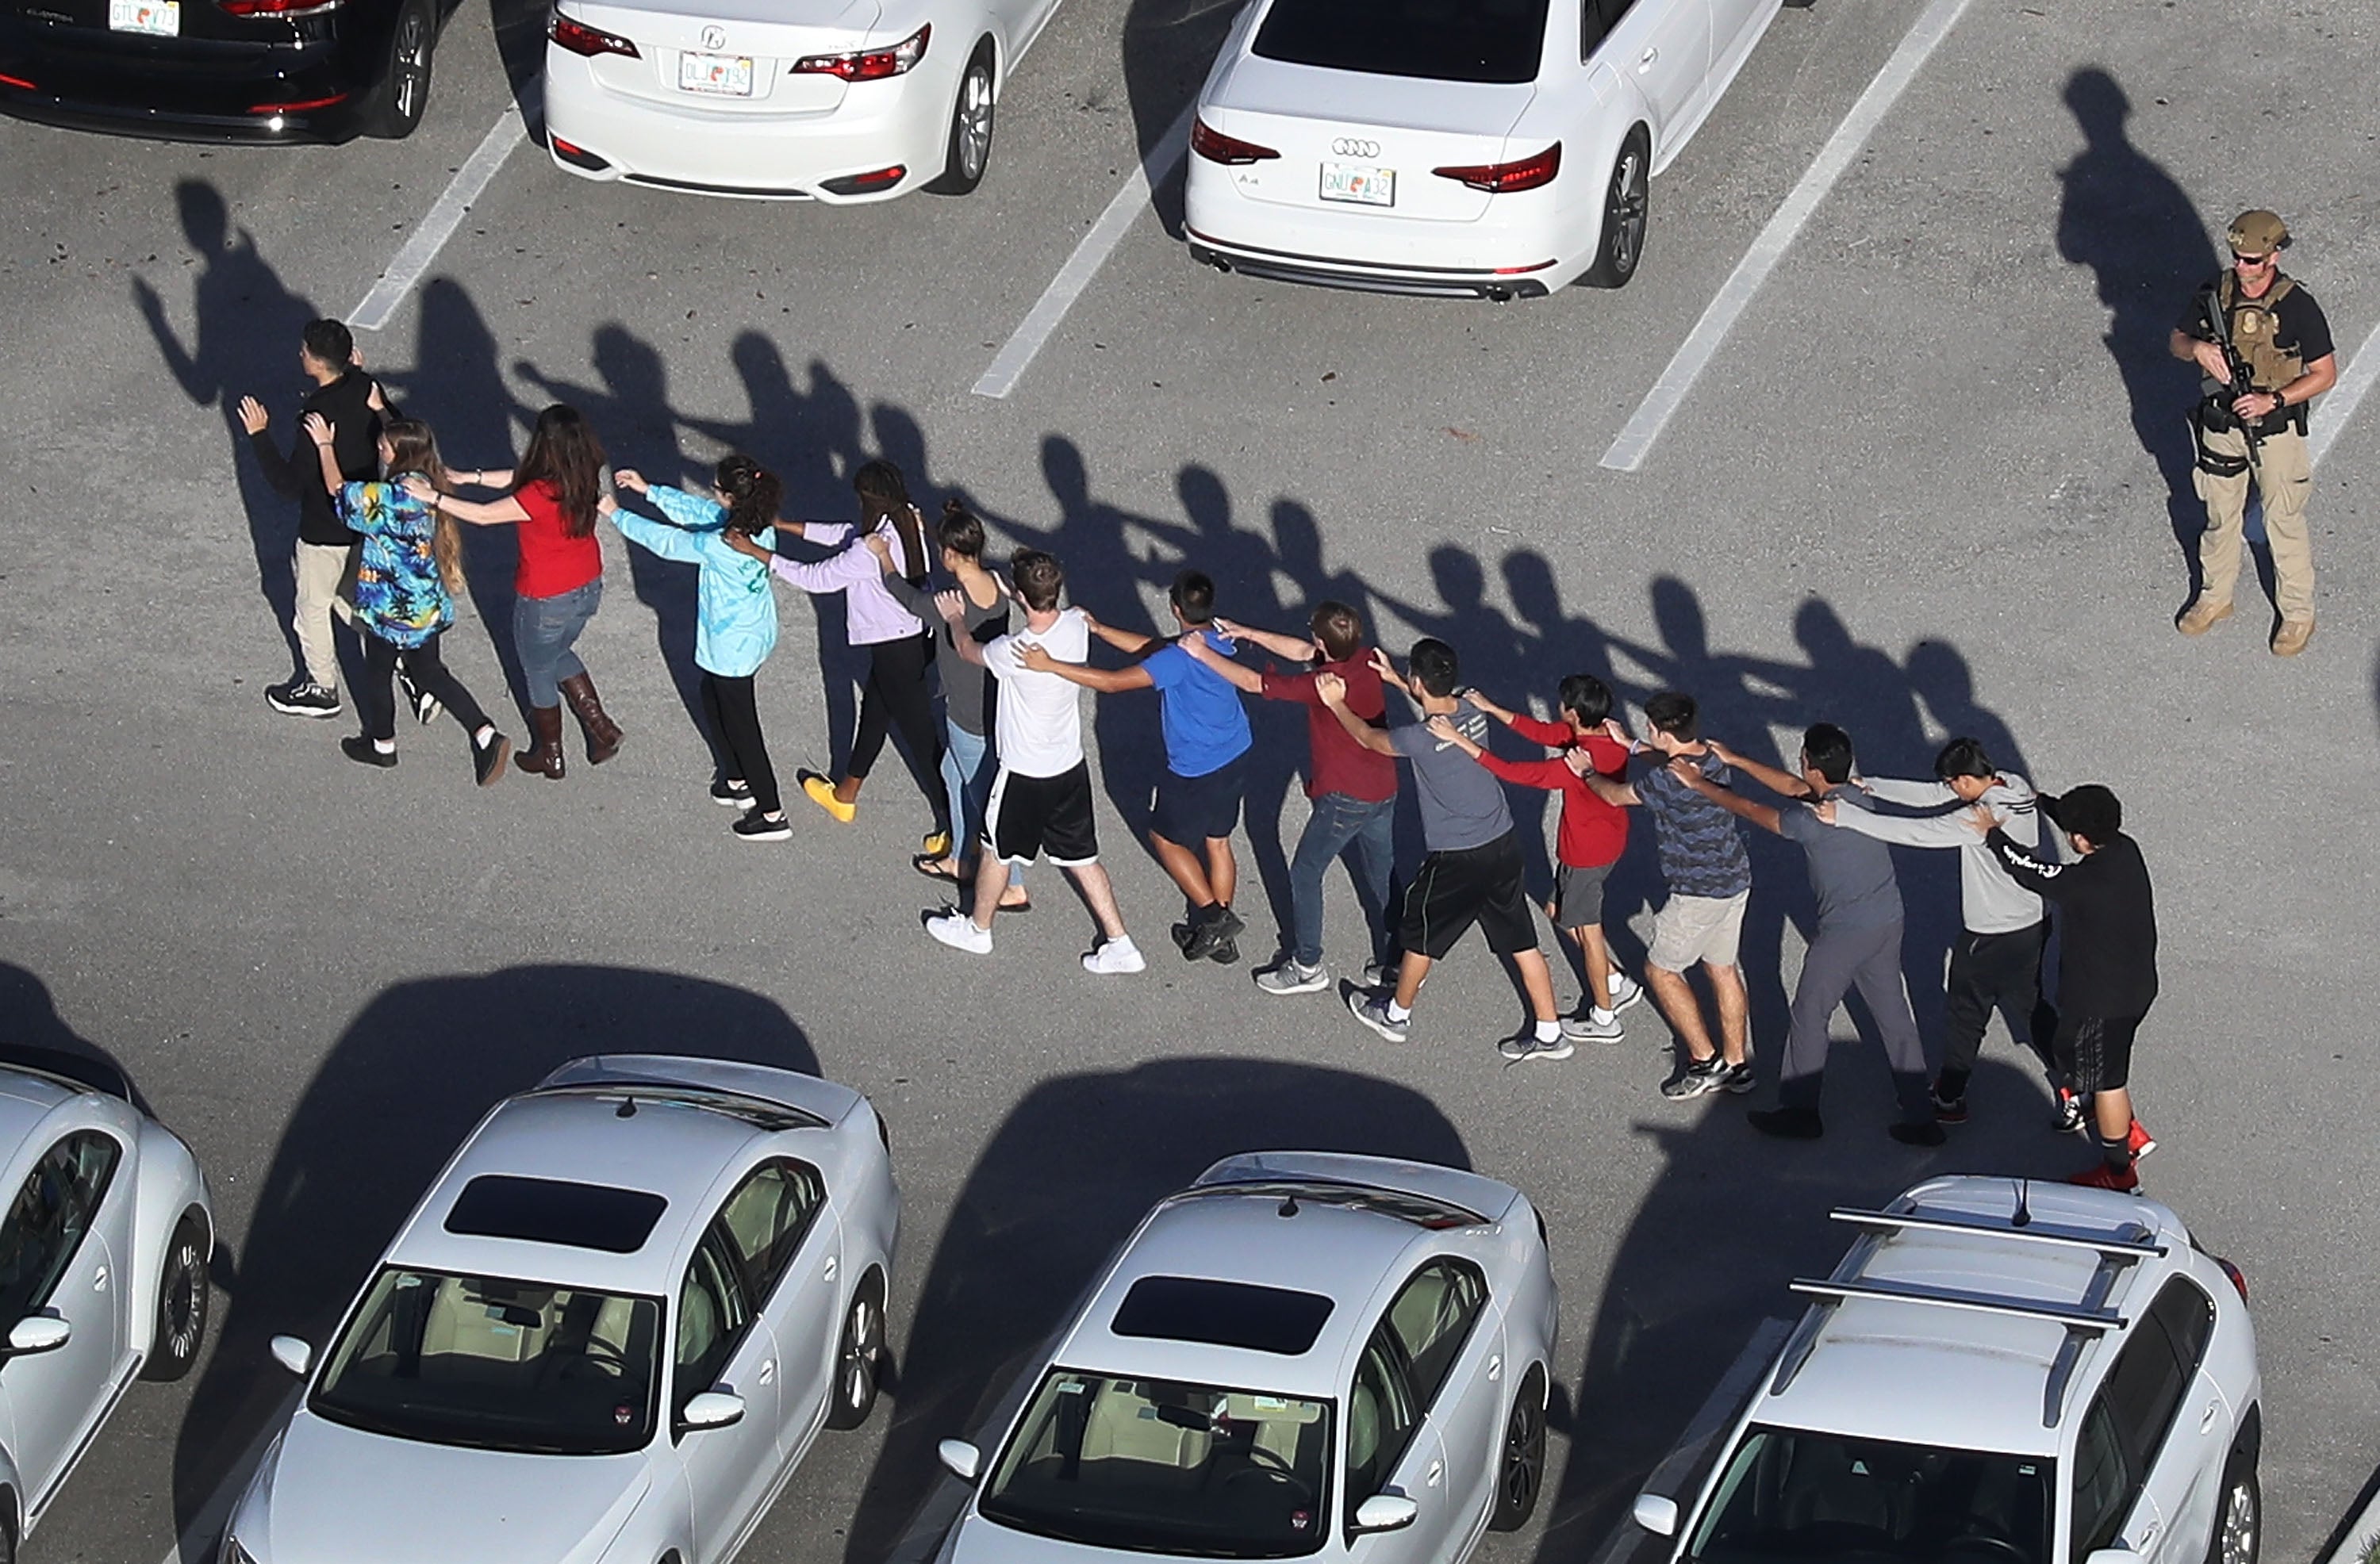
[1185,0,1798,297]
[543,0,1069,198]
[220,1055,900,1564]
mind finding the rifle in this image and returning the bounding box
[2198,286,2265,464]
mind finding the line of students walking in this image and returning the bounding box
[238,315,2161,1190]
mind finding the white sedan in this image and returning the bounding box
[221,1055,900,1564]
[543,0,1067,198]
[1185,0,1798,297]
[935,1152,1557,1564]
[1,1051,213,1556]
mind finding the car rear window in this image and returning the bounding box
[1111,1276,1335,1355]
[1253,0,1549,85]
[443,1175,668,1254]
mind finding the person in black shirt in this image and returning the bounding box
[1971,785,2159,1190]
[236,318,390,718]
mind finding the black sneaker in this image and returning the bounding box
[1747,1106,1824,1140]
[1719,1061,1756,1095]
[1206,936,1242,965]
[710,778,754,809]
[1929,1084,1969,1124]
[1660,1056,1730,1100]
[2053,1087,2087,1136]
[340,734,397,768]
[473,730,512,787]
[397,666,441,725]
[734,811,793,841]
[268,680,341,718]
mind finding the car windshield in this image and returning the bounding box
[1253,0,1549,85]
[310,1267,662,1455]
[981,1370,1333,1558]
[1687,1426,2054,1564]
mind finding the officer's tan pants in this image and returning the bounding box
[2193,424,2314,619]
[292,540,357,691]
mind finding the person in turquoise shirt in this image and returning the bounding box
[608,455,792,841]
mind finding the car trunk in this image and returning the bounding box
[561,0,881,116]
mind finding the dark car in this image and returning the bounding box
[0,0,450,141]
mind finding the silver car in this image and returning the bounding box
[221,1054,900,1564]
[0,1050,213,1561]
[935,1151,1559,1564]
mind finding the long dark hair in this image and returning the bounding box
[382,417,466,595]
[716,454,782,537]
[854,459,927,584]
[514,404,605,539]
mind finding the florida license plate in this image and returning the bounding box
[678,51,753,95]
[1319,161,1394,206]
[109,0,179,34]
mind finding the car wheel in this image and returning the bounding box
[140,1211,209,1382]
[1580,128,1649,289]
[371,0,436,140]
[927,44,996,196]
[1488,1368,1548,1531]
[2208,1455,2258,1564]
[827,1275,887,1429]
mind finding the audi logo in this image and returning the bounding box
[701,24,725,47]
[1330,137,1380,158]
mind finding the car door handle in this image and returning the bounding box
[2136,1521,2161,1546]
[2199,1402,2221,1433]
[759,1359,776,1385]
[1637,47,1659,69]
[1426,1460,1444,1486]
[1487,1355,1502,1382]
[93,1265,109,1290]
[823,1256,838,1281]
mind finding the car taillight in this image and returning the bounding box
[0,71,36,90]
[1191,117,1278,166]
[2216,1258,2248,1301]
[219,0,341,16]
[793,22,927,81]
[1434,141,1560,194]
[248,92,347,111]
[549,12,639,57]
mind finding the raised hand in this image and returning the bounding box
[613,468,649,496]
[1316,671,1347,705]
[400,475,437,502]
[235,396,270,435]
[302,412,335,448]
[1367,647,1396,685]
[933,588,965,623]
[864,532,893,562]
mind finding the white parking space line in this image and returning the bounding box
[2308,316,2380,469]
[971,102,1196,400]
[350,102,530,332]
[1599,0,1975,472]
[152,1385,302,1564]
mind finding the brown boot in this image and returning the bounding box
[559,673,623,764]
[516,705,566,780]
[2271,615,2315,657]
[2176,596,2234,636]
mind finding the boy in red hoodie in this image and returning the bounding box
[1437,674,1644,1041]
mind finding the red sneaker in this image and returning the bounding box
[2126,1119,2156,1160]
[2068,1161,2140,1193]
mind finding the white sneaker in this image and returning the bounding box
[1256,960,1331,995]
[1607,972,1645,1013]
[1083,937,1145,975]
[925,911,992,954]
[1561,1008,1626,1045]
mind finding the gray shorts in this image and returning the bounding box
[1553,862,1613,930]
[1648,890,1749,972]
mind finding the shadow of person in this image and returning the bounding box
[2056,67,2221,595]
[170,965,822,1540]
[0,963,158,1118]
[132,179,321,680]
[841,1057,1471,1564]
[1530,1056,2084,1564]
[1119,0,1238,234]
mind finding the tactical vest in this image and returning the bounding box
[2218,270,2303,393]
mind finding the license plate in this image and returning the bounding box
[108,0,178,34]
[678,50,753,96]
[1319,161,1394,207]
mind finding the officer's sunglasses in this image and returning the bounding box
[2232,251,2274,268]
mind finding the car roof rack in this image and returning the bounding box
[1827,1206,2167,1259]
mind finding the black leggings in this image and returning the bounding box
[360,628,491,743]
[701,671,781,815]
[849,631,946,830]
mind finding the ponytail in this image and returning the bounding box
[716,454,782,537]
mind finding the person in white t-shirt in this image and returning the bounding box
[923,549,1143,974]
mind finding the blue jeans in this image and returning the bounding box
[942,721,1023,887]
[1288,792,1395,968]
[515,578,601,708]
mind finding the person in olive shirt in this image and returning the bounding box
[236,318,391,719]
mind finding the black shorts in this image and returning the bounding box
[1399,832,1537,960]
[1553,861,1613,930]
[1150,754,1247,845]
[2055,1011,2144,1094]
[985,763,1100,867]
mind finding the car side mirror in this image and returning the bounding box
[1352,1495,1419,1535]
[270,1335,314,1377]
[939,1439,983,1482]
[6,1314,71,1355]
[681,1390,746,1431]
[1633,1494,1681,1538]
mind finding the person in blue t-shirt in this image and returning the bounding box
[1021,569,1254,964]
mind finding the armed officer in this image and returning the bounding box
[2170,209,2338,657]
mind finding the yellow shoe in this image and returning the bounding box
[2176,596,2233,636]
[802,773,856,822]
[921,829,953,859]
[2271,616,2314,657]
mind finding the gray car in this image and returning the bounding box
[220,1054,900,1564]
[1,1050,214,1564]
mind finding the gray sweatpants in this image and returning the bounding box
[1779,918,1933,1122]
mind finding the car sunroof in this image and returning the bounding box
[1111,1275,1336,1355]
[443,1175,669,1254]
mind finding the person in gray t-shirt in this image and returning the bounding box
[1669,724,1940,1143]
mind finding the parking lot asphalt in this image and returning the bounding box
[4,0,2380,1559]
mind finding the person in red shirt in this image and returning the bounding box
[1436,675,1645,1042]
[1184,602,1398,995]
